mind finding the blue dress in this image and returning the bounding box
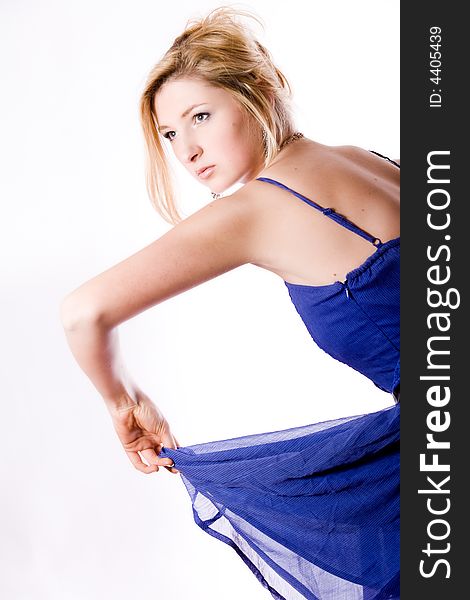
[159,153,400,600]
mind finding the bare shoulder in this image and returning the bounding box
[335,144,400,170]
[250,141,397,198]
[226,140,400,283]
[237,140,400,225]
[177,190,256,246]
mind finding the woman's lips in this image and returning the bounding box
[197,165,215,179]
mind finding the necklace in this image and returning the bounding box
[279,131,304,151]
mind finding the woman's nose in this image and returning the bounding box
[182,139,202,166]
[184,144,202,165]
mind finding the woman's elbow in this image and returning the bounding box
[60,292,102,331]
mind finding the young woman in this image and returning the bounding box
[61,7,400,599]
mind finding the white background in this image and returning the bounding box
[0,1,399,598]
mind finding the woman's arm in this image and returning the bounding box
[60,319,137,412]
[60,192,256,412]
[60,191,256,473]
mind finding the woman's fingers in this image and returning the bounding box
[140,447,175,470]
[161,432,180,474]
[127,449,175,473]
[112,398,180,475]
[135,444,179,474]
[125,433,181,475]
[140,446,162,464]
[127,450,159,474]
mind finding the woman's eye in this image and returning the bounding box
[194,112,209,123]
[162,113,209,143]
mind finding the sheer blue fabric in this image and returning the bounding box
[159,153,400,599]
[160,407,399,599]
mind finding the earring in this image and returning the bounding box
[211,192,221,200]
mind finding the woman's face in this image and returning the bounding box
[154,77,264,194]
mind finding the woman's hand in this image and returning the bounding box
[108,389,180,475]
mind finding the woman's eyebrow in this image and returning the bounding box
[158,103,208,132]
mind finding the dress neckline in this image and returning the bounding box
[284,236,400,290]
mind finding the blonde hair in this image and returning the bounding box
[140,5,296,224]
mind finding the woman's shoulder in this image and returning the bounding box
[224,138,399,241]
[224,139,400,274]
[239,140,399,206]
[235,141,366,208]
[256,140,396,182]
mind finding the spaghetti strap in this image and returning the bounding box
[256,177,383,247]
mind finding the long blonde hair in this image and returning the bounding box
[140,5,296,224]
